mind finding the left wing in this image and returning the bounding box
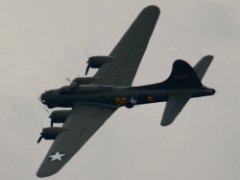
[37,104,116,177]
[92,6,160,86]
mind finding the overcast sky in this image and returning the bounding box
[0,0,239,179]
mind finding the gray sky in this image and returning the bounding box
[0,0,239,179]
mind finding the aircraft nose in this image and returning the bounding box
[40,92,47,104]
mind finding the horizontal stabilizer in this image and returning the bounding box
[194,55,213,80]
[161,92,192,126]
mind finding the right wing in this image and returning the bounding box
[37,104,116,177]
[93,6,160,86]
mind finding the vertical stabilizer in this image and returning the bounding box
[160,55,214,126]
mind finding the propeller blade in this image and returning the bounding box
[51,120,54,127]
[66,77,72,83]
[37,134,43,143]
[43,106,49,114]
[85,64,90,75]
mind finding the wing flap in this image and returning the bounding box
[37,104,116,177]
[161,92,192,126]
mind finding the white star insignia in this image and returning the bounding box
[49,152,65,162]
[129,97,138,105]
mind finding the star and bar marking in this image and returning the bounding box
[49,152,65,162]
[129,97,138,105]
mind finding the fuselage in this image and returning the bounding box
[40,84,215,109]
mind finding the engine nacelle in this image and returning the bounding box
[85,56,115,75]
[41,127,65,140]
[49,110,71,126]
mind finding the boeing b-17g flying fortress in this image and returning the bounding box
[36,5,215,177]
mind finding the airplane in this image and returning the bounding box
[36,5,215,177]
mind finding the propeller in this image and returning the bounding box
[84,48,91,75]
[37,118,45,144]
[66,77,72,83]
[38,95,50,142]
[43,105,49,114]
[50,120,54,127]
[85,64,90,75]
[37,132,43,143]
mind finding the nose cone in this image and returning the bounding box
[40,92,47,104]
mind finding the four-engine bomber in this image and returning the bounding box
[37,5,215,178]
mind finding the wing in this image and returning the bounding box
[37,104,116,177]
[93,6,160,86]
[161,92,192,126]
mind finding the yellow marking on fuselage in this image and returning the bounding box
[147,96,154,103]
[115,97,128,106]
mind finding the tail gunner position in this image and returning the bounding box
[37,5,215,177]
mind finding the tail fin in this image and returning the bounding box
[135,56,214,126]
[149,60,202,89]
[159,55,214,126]
[159,60,198,126]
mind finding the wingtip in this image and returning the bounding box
[36,166,59,178]
[204,55,214,61]
[142,5,160,15]
[36,171,56,178]
[160,117,174,126]
[160,122,171,127]
[36,172,46,178]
